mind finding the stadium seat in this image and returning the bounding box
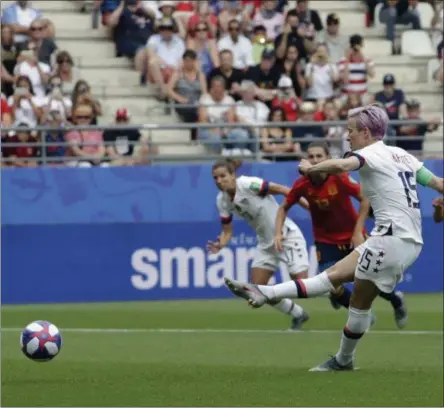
[427,59,441,83]
[401,30,435,57]
[417,2,435,29]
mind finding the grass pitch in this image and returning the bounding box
[1,294,443,407]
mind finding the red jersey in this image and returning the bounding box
[287,173,363,245]
[271,97,300,121]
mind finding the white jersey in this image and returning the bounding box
[353,141,423,245]
[216,176,303,249]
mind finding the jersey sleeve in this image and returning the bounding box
[286,178,306,206]
[338,173,361,198]
[237,176,269,197]
[216,194,232,225]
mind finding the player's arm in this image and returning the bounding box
[301,156,361,176]
[207,223,233,254]
[268,182,309,209]
[416,166,444,194]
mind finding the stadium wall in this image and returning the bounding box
[2,160,443,304]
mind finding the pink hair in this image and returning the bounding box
[348,104,389,140]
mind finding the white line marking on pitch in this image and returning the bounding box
[0,328,442,335]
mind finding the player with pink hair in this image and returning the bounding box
[225,104,444,371]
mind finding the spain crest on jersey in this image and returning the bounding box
[327,183,338,196]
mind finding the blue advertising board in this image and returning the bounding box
[1,160,443,304]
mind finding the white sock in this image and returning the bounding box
[271,299,303,318]
[258,271,334,300]
[336,307,371,366]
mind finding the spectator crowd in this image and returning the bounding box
[1,0,442,166]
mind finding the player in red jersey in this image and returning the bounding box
[274,142,408,327]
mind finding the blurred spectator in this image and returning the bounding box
[143,18,185,97]
[279,44,305,98]
[245,49,282,103]
[251,25,272,64]
[1,93,13,126]
[43,110,67,166]
[304,43,339,106]
[2,122,39,167]
[379,0,421,53]
[316,13,347,65]
[71,80,102,124]
[1,0,41,44]
[217,19,254,70]
[103,108,144,165]
[397,99,441,154]
[322,100,348,158]
[217,1,249,36]
[16,18,57,65]
[207,49,244,99]
[167,49,207,131]
[40,75,72,123]
[95,0,120,26]
[1,25,18,97]
[271,75,301,121]
[65,104,105,167]
[338,93,363,119]
[156,1,186,38]
[235,79,270,147]
[8,75,42,126]
[373,74,408,126]
[338,35,375,99]
[292,101,324,152]
[186,21,219,75]
[275,9,307,62]
[187,1,218,38]
[198,75,247,153]
[261,107,301,161]
[293,0,323,53]
[431,1,443,48]
[108,0,154,65]
[252,0,284,42]
[14,43,50,98]
[53,50,80,96]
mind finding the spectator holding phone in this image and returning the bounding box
[71,80,102,124]
[52,50,79,96]
[14,42,50,97]
[8,75,42,126]
[40,75,72,123]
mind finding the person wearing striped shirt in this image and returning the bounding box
[338,34,375,98]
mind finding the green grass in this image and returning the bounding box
[2,295,443,407]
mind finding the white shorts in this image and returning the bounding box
[355,236,422,293]
[252,231,309,275]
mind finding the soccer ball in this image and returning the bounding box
[20,320,62,362]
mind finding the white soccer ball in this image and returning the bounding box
[20,320,62,362]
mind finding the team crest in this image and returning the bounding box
[327,184,338,196]
[249,182,261,193]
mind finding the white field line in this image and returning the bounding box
[0,327,442,335]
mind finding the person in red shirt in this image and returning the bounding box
[271,75,301,122]
[274,141,407,326]
[3,123,39,167]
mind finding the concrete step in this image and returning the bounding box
[310,1,363,11]
[368,82,442,94]
[319,10,364,29]
[159,143,207,156]
[410,94,443,112]
[101,97,162,117]
[90,85,157,98]
[31,1,80,11]
[56,29,109,41]
[369,66,420,84]
[78,57,132,69]
[79,68,140,86]
[362,39,393,57]
[58,40,115,58]
[43,12,93,30]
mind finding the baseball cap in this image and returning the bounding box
[383,74,396,85]
[115,108,129,120]
[326,13,340,25]
[156,17,175,29]
[406,99,421,108]
[278,75,293,88]
[262,49,276,59]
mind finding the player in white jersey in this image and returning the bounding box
[208,159,310,330]
[224,105,444,370]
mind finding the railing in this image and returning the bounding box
[1,119,443,165]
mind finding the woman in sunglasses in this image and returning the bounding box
[71,79,102,125]
[53,50,79,95]
[186,22,219,76]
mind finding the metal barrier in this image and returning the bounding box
[1,119,443,165]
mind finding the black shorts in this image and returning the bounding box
[316,241,353,272]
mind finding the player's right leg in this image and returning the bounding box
[225,249,359,308]
[249,267,308,329]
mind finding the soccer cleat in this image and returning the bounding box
[328,295,342,310]
[366,312,377,333]
[309,356,356,372]
[393,291,408,329]
[290,311,310,331]
[224,277,268,308]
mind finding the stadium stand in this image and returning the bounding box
[1,0,442,165]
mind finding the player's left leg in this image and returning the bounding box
[378,290,408,328]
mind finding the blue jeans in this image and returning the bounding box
[225,128,255,152]
[379,7,421,42]
[199,128,253,152]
